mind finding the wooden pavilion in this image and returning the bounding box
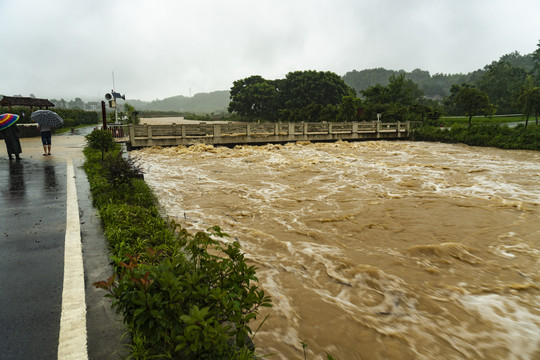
[0,96,55,112]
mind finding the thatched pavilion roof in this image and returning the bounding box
[0,96,55,110]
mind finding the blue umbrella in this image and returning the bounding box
[31,110,64,127]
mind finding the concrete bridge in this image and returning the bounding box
[122,121,412,149]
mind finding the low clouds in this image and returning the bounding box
[1,0,539,101]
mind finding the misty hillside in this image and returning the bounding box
[342,51,534,99]
[127,90,230,114]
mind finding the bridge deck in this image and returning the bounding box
[121,121,411,149]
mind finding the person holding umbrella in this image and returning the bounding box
[31,110,64,156]
[40,124,52,156]
[0,113,22,160]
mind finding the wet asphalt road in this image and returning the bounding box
[0,132,126,359]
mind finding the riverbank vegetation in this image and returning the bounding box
[83,131,272,359]
[411,123,540,150]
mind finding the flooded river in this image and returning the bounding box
[131,140,540,360]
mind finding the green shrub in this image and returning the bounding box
[103,152,143,187]
[63,118,77,128]
[85,129,116,159]
[97,228,271,359]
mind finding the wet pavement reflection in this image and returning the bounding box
[0,130,126,359]
[7,160,25,199]
[0,157,67,359]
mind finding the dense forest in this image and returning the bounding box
[342,51,535,101]
[125,90,230,114]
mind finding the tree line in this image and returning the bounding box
[228,41,540,124]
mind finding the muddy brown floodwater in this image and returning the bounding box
[131,140,540,360]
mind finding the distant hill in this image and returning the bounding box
[127,90,230,114]
[342,68,482,100]
[342,51,534,100]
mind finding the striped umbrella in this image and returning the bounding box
[31,110,64,127]
[0,113,20,131]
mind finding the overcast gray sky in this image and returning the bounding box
[1,0,539,101]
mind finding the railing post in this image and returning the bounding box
[129,125,135,142]
[376,121,381,138]
[352,122,358,133]
[181,125,186,138]
[274,123,279,136]
[328,122,333,134]
[147,125,153,139]
[288,123,295,136]
[214,124,221,138]
[397,121,401,137]
[303,122,308,134]
[172,123,177,136]
[246,124,251,136]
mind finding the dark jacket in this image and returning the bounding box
[2,125,22,156]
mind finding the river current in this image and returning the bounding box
[131,140,540,360]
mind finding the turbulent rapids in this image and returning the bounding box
[131,140,540,360]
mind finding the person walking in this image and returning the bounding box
[1,123,22,160]
[39,124,52,156]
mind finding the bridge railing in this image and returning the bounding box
[127,121,411,148]
[93,124,129,140]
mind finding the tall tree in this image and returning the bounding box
[228,71,355,122]
[337,96,362,122]
[228,76,278,121]
[476,60,527,113]
[123,103,140,125]
[452,85,493,127]
[360,74,424,121]
[532,40,540,86]
[278,70,355,110]
[517,76,540,127]
[361,73,422,105]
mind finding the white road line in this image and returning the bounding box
[58,158,88,360]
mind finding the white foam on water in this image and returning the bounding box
[459,294,540,360]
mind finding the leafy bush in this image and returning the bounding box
[85,129,116,159]
[97,228,271,359]
[62,118,77,128]
[103,152,143,187]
